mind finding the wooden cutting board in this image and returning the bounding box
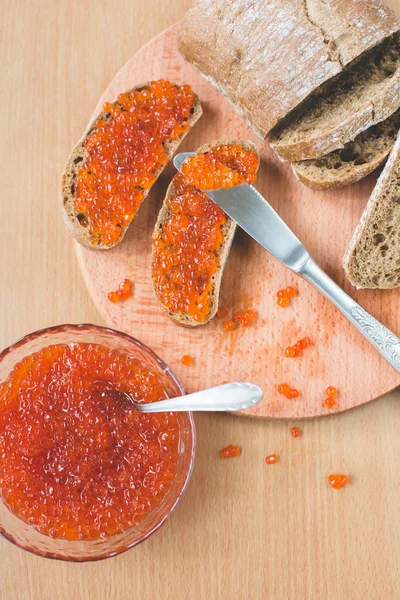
[75,22,400,418]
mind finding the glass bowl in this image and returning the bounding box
[0,324,195,561]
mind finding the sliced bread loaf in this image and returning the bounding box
[270,33,400,161]
[343,130,400,289]
[292,108,400,189]
[62,81,202,249]
[179,0,400,139]
[151,140,260,326]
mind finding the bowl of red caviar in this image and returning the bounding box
[0,324,195,561]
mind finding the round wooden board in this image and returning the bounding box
[76,22,400,419]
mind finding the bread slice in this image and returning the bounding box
[270,33,400,161]
[152,140,259,327]
[343,130,400,289]
[292,109,400,189]
[179,0,400,139]
[62,82,202,249]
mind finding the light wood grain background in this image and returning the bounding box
[1,1,400,598]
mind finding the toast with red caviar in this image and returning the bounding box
[62,80,202,249]
[151,140,260,326]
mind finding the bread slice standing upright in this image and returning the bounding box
[152,140,260,326]
[343,130,400,289]
[62,80,202,249]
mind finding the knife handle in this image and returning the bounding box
[300,257,400,374]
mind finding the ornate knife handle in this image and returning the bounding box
[300,258,400,373]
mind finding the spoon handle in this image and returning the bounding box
[138,382,263,413]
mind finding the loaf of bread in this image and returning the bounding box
[62,81,202,249]
[292,109,400,189]
[343,129,400,289]
[151,140,260,326]
[178,0,400,139]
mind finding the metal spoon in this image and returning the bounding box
[97,382,263,413]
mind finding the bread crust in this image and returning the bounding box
[343,129,400,289]
[151,140,259,327]
[178,0,400,139]
[61,82,202,249]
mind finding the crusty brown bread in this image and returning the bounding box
[152,140,259,326]
[343,130,400,289]
[292,109,400,189]
[62,82,202,249]
[178,0,400,139]
[270,33,400,161]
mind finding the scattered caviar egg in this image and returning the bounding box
[276,286,297,307]
[291,427,301,438]
[217,306,229,318]
[223,320,236,331]
[108,291,119,303]
[181,354,193,366]
[265,454,279,464]
[73,80,197,246]
[108,278,132,303]
[220,445,241,458]
[277,383,300,399]
[152,144,259,323]
[233,309,257,327]
[0,343,181,541]
[328,474,349,489]
[284,337,312,358]
[326,386,338,397]
[277,296,289,307]
[324,396,337,408]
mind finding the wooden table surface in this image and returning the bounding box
[1,1,400,598]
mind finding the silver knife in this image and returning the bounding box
[174,152,400,374]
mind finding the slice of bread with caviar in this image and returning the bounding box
[292,110,400,189]
[343,130,400,289]
[151,140,260,327]
[62,80,202,249]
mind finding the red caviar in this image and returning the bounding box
[326,386,338,397]
[324,386,338,408]
[328,474,349,489]
[217,306,229,318]
[284,337,312,358]
[324,397,337,408]
[276,286,297,307]
[265,454,279,464]
[220,445,241,458]
[181,354,193,366]
[73,80,197,246]
[0,343,181,541]
[291,427,301,438]
[233,309,257,327]
[152,144,259,323]
[223,320,236,331]
[277,383,300,399]
[108,278,132,303]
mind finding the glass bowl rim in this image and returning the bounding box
[0,323,196,561]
